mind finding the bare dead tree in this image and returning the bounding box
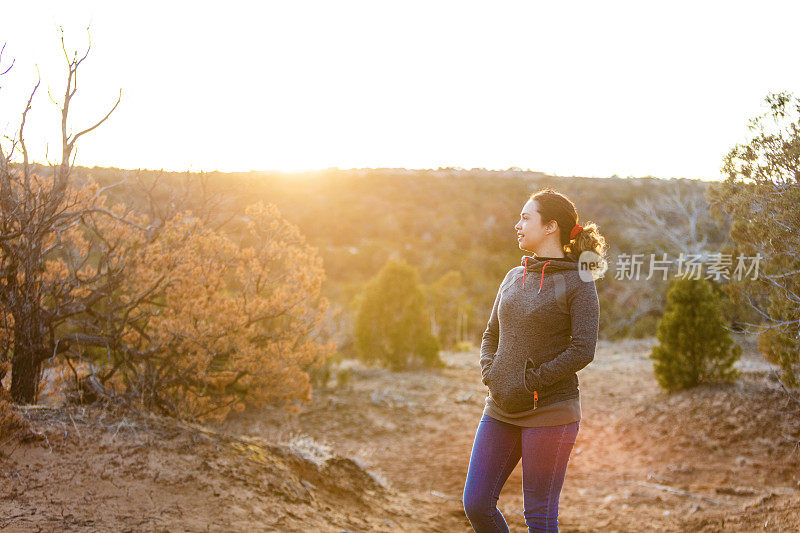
[621,180,718,257]
[599,181,734,338]
[0,27,128,403]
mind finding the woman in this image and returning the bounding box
[462,188,606,533]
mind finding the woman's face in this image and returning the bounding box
[515,200,556,252]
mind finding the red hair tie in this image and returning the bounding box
[570,223,583,240]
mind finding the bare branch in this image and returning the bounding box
[0,41,14,77]
[18,77,42,180]
[69,88,121,148]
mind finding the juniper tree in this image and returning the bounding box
[707,91,800,386]
[354,259,441,370]
[650,277,742,391]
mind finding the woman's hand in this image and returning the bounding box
[482,361,494,387]
[524,358,543,393]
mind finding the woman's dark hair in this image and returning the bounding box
[529,187,607,271]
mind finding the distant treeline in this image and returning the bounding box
[33,164,753,352]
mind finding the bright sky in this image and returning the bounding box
[1,1,798,179]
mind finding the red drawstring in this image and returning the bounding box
[523,257,527,286]
[538,261,550,294]
[523,257,550,293]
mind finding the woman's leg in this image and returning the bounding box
[520,420,580,533]
[463,414,522,532]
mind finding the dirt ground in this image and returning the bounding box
[2,335,799,532]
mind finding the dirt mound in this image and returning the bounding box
[0,402,426,532]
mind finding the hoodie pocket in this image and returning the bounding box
[488,357,537,414]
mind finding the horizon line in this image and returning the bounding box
[12,161,724,183]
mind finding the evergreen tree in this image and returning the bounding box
[650,277,742,391]
[707,91,800,385]
[354,259,442,370]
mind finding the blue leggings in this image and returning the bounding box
[462,414,580,532]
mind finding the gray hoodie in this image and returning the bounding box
[479,252,600,419]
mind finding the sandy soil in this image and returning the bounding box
[2,335,798,532]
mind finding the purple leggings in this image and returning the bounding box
[462,414,580,532]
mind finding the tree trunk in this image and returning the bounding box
[10,325,45,404]
[10,348,41,404]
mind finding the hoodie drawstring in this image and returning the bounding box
[522,256,551,294]
[538,261,550,294]
[523,257,527,286]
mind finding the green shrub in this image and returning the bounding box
[354,259,442,370]
[650,277,742,391]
